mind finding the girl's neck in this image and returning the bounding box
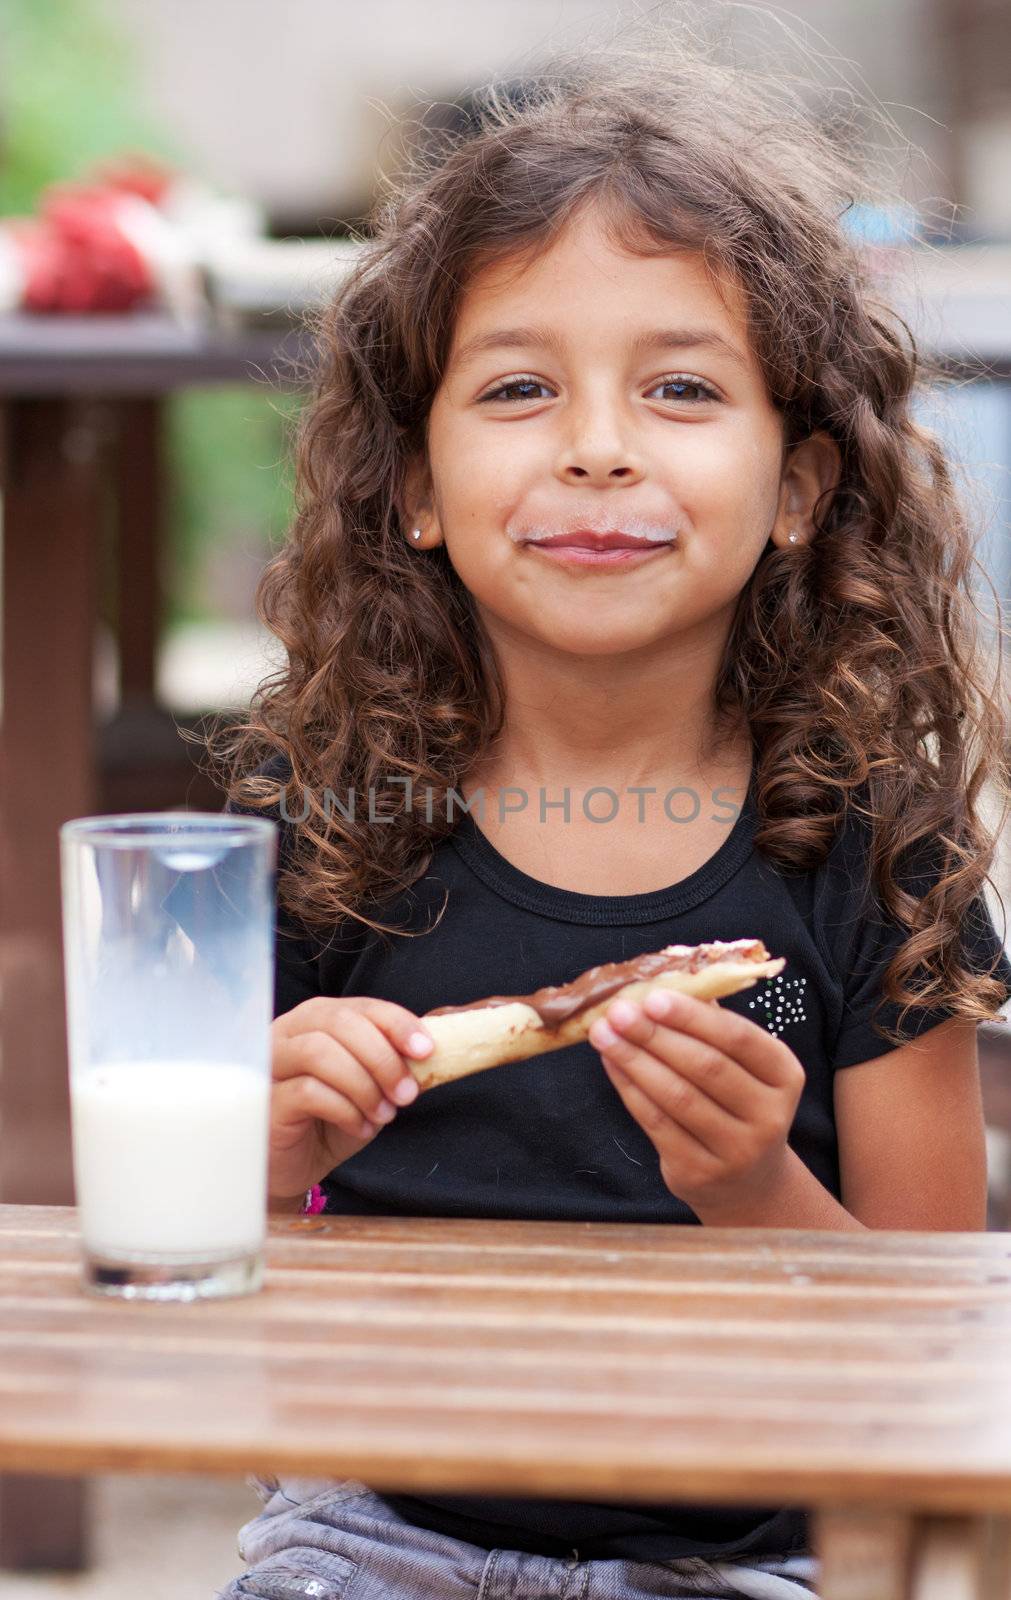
[472,634,749,795]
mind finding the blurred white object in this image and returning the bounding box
[201,235,360,318]
[160,175,266,251]
[0,231,26,312]
[157,620,287,713]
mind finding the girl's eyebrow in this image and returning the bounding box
[452,323,749,371]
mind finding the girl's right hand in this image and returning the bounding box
[268,996,434,1201]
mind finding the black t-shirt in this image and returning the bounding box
[235,761,1011,1563]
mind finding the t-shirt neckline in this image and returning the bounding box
[447,763,759,926]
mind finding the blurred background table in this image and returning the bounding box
[3,1206,1011,1598]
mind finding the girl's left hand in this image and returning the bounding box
[587,987,806,1217]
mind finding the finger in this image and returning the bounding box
[599,1040,745,1158]
[277,995,434,1063]
[279,1007,418,1105]
[602,1059,717,1174]
[320,1008,419,1102]
[640,988,800,1089]
[590,1002,766,1125]
[326,1004,425,1107]
[351,996,437,1061]
[275,1030,400,1128]
[273,1073,378,1143]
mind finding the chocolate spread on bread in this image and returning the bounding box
[426,938,771,1029]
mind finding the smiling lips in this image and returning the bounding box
[528,529,669,550]
[524,528,675,565]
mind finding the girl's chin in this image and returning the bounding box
[529,620,681,658]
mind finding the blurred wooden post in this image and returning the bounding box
[116,397,162,704]
[98,394,226,815]
[0,396,106,1568]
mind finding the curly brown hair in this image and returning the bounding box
[199,19,1010,1048]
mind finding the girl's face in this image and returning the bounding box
[418,203,822,662]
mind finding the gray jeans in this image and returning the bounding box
[217,1475,821,1599]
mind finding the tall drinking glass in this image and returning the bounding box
[60,812,277,1301]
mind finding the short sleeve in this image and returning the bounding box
[818,815,1011,1070]
[223,755,324,1019]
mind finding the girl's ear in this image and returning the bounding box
[773,431,841,549]
[399,452,443,549]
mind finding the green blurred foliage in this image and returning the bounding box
[0,0,299,629]
[166,388,300,626]
[0,0,181,215]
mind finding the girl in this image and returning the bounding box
[211,21,1011,1600]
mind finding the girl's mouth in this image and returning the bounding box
[526,542,673,567]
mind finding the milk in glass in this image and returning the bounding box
[72,1059,270,1258]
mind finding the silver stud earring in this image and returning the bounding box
[787,531,800,544]
[412,528,422,541]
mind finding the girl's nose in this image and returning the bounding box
[554,409,646,487]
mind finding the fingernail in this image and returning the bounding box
[590,1019,618,1049]
[374,1099,397,1123]
[608,1000,639,1028]
[644,989,674,1019]
[393,1076,419,1106]
[407,1031,433,1056]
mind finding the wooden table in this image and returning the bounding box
[3,1206,1011,1597]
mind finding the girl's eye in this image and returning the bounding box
[647,374,720,404]
[476,373,720,405]
[478,376,552,403]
